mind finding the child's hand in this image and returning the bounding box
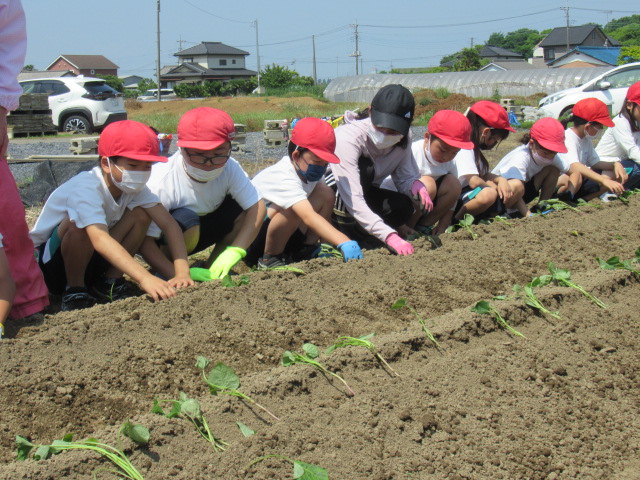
[168,274,195,290]
[140,275,176,301]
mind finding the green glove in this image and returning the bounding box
[209,246,246,280]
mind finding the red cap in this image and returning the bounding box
[572,98,614,127]
[469,100,516,132]
[98,120,167,162]
[291,117,340,164]
[530,117,568,154]
[626,81,640,104]
[177,107,236,150]
[427,110,474,150]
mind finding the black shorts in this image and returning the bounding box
[244,218,307,267]
[163,195,243,254]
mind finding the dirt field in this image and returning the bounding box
[1,188,639,478]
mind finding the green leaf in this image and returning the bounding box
[359,333,375,341]
[195,356,211,370]
[493,294,509,301]
[293,460,329,480]
[62,433,74,442]
[302,343,319,359]
[462,214,475,226]
[121,421,150,444]
[180,398,201,419]
[207,362,241,392]
[324,344,338,355]
[151,398,165,416]
[390,298,407,310]
[236,422,256,437]
[221,275,236,287]
[33,445,52,460]
[281,351,297,366]
[444,225,455,233]
[471,300,491,315]
[16,435,34,461]
[167,400,182,419]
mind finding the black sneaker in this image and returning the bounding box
[257,254,288,269]
[89,277,131,303]
[557,190,577,206]
[61,287,97,311]
[290,244,321,262]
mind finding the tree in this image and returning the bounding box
[618,46,640,64]
[136,78,157,95]
[23,64,34,71]
[259,63,312,89]
[453,47,482,71]
[97,75,124,92]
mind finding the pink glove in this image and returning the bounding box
[411,180,433,213]
[386,233,414,256]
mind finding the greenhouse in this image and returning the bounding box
[323,68,611,102]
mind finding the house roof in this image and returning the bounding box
[539,26,620,48]
[547,46,621,67]
[175,42,250,57]
[479,45,523,59]
[18,70,76,80]
[46,55,119,70]
[162,63,257,78]
[479,60,542,71]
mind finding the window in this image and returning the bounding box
[232,59,236,64]
[39,80,70,96]
[219,59,227,66]
[605,67,640,89]
[544,48,555,60]
[182,57,193,64]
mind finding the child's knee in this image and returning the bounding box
[477,187,498,206]
[442,175,462,197]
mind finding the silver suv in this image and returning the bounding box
[19,76,127,134]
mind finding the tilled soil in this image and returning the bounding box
[1,198,639,479]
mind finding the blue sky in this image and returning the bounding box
[21,0,639,82]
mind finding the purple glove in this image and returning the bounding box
[411,180,433,213]
[386,233,414,256]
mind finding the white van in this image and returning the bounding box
[136,89,177,101]
[538,62,640,119]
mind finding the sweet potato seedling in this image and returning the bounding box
[597,255,640,277]
[446,214,478,239]
[325,333,399,377]
[390,299,441,348]
[196,357,280,421]
[492,215,514,226]
[236,422,256,437]
[16,422,149,480]
[152,393,228,451]
[471,300,525,338]
[282,343,355,396]
[532,263,607,309]
[249,454,329,480]
[221,274,250,288]
[513,283,561,320]
[543,198,582,214]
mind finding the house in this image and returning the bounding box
[479,45,524,62]
[479,60,542,72]
[546,46,621,68]
[533,26,620,67]
[46,55,119,76]
[161,42,257,88]
[120,75,144,91]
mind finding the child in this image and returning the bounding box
[30,120,193,311]
[452,101,514,221]
[247,117,363,267]
[326,84,431,256]
[0,233,16,339]
[595,81,640,196]
[556,97,625,202]
[491,117,570,217]
[142,107,265,281]
[408,110,474,235]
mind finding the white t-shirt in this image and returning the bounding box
[492,145,570,182]
[595,114,640,164]
[30,166,160,247]
[252,156,318,210]
[146,151,260,238]
[559,128,599,168]
[451,149,481,188]
[412,139,457,179]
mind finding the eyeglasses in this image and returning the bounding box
[185,149,231,166]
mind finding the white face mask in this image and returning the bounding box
[367,124,403,149]
[183,158,224,183]
[424,138,439,166]
[108,159,151,194]
[584,124,598,139]
[530,146,554,166]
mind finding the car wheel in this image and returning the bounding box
[62,115,93,134]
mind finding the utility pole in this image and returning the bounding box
[470,37,474,48]
[312,35,317,85]
[253,20,261,92]
[349,22,360,75]
[156,0,161,102]
[177,36,186,52]
[561,5,570,50]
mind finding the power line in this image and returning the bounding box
[182,0,252,24]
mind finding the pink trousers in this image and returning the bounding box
[0,158,49,318]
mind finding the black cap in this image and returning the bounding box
[370,84,415,137]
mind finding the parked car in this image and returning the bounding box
[19,76,127,134]
[136,89,177,101]
[538,62,640,119]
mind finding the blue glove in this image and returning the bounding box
[337,240,363,262]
